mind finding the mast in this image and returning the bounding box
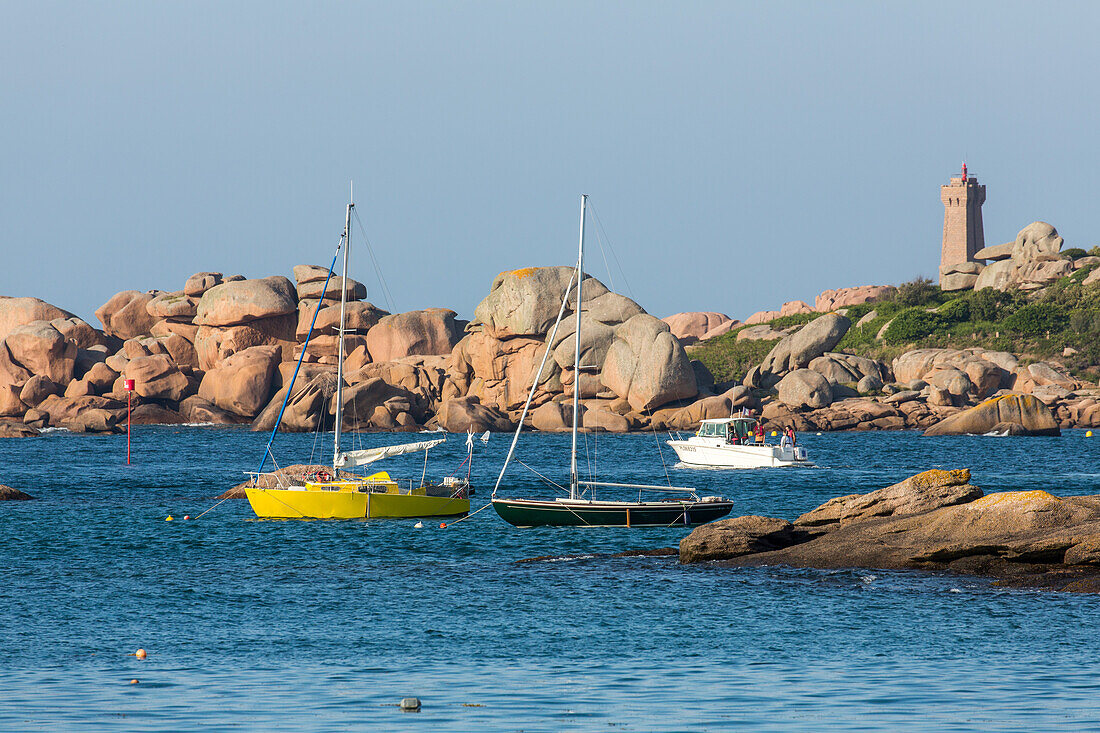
[333,186,353,470]
[569,194,587,499]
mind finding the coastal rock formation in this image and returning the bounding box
[923,393,1060,436]
[600,314,697,411]
[198,345,281,417]
[0,483,34,498]
[973,222,1070,292]
[0,421,39,438]
[471,267,607,339]
[679,516,795,564]
[296,301,387,340]
[5,322,77,385]
[0,297,75,341]
[776,369,833,409]
[184,272,223,297]
[744,300,815,325]
[124,355,190,402]
[679,469,1100,592]
[814,285,897,312]
[662,312,737,345]
[364,309,462,363]
[95,290,159,340]
[795,469,980,527]
[431,395,513,433]
[749,313,850,388]
[195,277,297,327]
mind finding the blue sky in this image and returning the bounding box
[3,2,1099,324]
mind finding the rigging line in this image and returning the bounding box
[590,217,616,295]
[256,233,344,475]
[587,201,637,302]
[492,265,579,498]
[352,208,397,314]
[646,406,674,488]
[441,500,493,527]
[515,458,570,494]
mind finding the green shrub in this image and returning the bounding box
[1088,246,1100,257]
[1069,309,1100,335]
[937,298,970,323]
[896,276,940,307]
[1002,303,1069,335]
[841,302,878,321]
[1063,248,1088,260]
[882,308,947,344]
[962,287,1022,322]
[689,332,778,384]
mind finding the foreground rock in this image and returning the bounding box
[0,484,33,500]
[680,469,1100,592]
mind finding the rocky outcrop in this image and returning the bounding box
[973,222,1071,292]
[679,469,1100,592]
[471,267,610,339]
[198,345,280,417]
[600,314,697,412]
[814,285,897,312]
[662,312,737,345]
[365,309,462,363]
[124,355,190,402]
[923,393,1060,436]
[195,277,298,327]
[795,469,981,527]
[5,322,77,385]
[95,291,159,339]
[776,369,833,409]
[0,297,75,342]
[745,300,815,325]
[0,483,34,497]
[749,313,850,388]
[679,516,795,564]
[430,396,513,433]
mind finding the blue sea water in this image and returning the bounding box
[1,426,1099,731]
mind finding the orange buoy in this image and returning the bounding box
[183,515,191,520]
[130,679,139,684]
[439,522,447,529]
[135,649,147,660]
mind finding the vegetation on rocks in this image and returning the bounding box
[691,274,1100,383]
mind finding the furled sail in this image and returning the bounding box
[334,438,446,468]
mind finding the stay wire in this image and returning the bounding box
[352,208,397,314]
[587,201,637,302]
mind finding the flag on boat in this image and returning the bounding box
[334,438,446,468]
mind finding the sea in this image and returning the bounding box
[2,426,1099,731]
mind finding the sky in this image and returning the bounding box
[3,1,1100,325]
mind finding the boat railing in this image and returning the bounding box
[577,480,700,500]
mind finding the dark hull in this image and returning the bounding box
[492,497,733,528]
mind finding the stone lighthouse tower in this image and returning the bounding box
[939,163,986,284]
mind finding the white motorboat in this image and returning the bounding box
[667,417,811,469]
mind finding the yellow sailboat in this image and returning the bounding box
[244,190,471,520]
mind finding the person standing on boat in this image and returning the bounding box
[780,428,792,449]
[786,426,797,447]
[753,421,765,445]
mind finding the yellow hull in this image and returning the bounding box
[245,474,469,519]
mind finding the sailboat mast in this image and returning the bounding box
[333,190,353,470]
[569,194,587,499]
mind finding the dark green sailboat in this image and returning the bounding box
[490,195,734,528]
